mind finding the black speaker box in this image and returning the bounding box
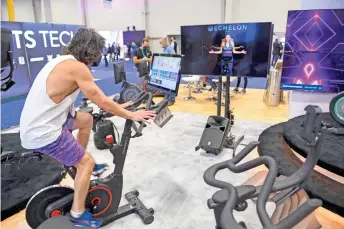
[197,116,231,154]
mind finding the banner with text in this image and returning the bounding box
[1,21,84,100]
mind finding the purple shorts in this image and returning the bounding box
[34,113,85,167]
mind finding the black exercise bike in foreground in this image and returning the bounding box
[204,92,344,229]
[24,91,173,229]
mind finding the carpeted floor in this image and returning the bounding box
[3,111,273,229]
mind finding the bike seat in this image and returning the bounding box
[212,185,256,204]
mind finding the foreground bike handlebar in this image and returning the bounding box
[129,92,169,137]
[204,141,322,229]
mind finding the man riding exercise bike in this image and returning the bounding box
[19,28,156,227]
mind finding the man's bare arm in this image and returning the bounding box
[75,64,134,119]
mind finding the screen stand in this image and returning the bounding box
[216,75,244,157]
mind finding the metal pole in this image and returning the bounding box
[81,0,88,27]
[217,77,222,116]
[221,0,226,23]
[143,0,149,35]
[225,76,230,118]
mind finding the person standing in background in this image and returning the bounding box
[272,38,282,67]
[131,42,138,59]
[133,38,152,85]
[160,37,177,106]
[128,43,132,58]
[160,37,175,55]
[111,43,115,62]
[116,44,121,61]
[170,36,178,54]
[107,44,113,63]
[103,45,108,67]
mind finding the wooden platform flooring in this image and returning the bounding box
[2,87,343,229]
[168,87,289,124]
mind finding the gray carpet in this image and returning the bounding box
[4,111,274,229]
[85,111,273,229]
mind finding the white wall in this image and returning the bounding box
[226,0,301,33]
[301,0,344,9]
[1,0,35,22]
[84,0,144,31]
[147,0,223,37]
[50,0,84,25]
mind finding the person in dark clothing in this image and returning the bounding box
[128,43,132,58]
[110,43,115,62]
[170,36,178,54]
[133,38,152,85]
[115,44,121,61]
[272,39,282,67]
[233,77,248,93]
[103,45,108,67]
[107,44,113,63]
[131,42,138,59]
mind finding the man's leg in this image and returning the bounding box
[72,112,107,176]
[104,54,108,67]
[139,76,145,86]
[73,112,93,149]
[206,76,218,90]
[35,128,101,227]
[72,152,95,213]
[168,92,176,106]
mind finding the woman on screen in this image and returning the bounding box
[209,33,248,93]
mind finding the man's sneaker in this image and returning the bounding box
[233,88,239,93]
[92,164,108,176]
[70,211,101,228]
[241,89,247,94]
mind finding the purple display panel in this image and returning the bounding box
[1,22,32,99]
[281,9,344,93]
[123,31,145,45]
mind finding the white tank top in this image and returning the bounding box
[20,55,80,149]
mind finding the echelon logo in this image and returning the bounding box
[207,24,248,32]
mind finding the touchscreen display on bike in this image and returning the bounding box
[149,54,182,94]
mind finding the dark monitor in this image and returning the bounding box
[1,28,11,69]
[137,62,149,78]
[113,62,126,84]
[149,54,183,94]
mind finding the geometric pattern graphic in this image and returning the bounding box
[318,43,344,72]
[333,9,344,26]
[281,9,344,93]
[293,15,335,51]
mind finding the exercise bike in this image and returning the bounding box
[204,92,344,229]
[25,91,172,229]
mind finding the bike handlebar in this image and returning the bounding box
[129,92,169,137]
[204,141,322,229]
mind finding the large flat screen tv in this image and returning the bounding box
[181,22,273,77]
[281,9,344,93]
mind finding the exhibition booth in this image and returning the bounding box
[1,2,344,229]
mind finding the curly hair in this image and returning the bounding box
[62,28,105,65]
